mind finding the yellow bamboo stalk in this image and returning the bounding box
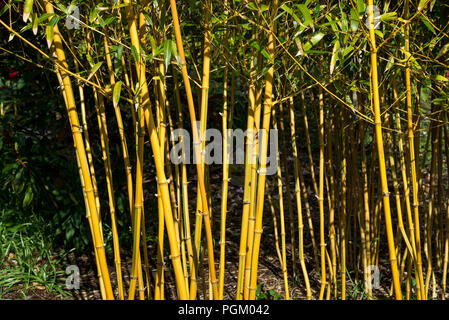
[236,56,256,300]
[288,96,312,299]
[43,0,114,299]
[124,0,188,299]
[272,107,290,300]
[172,68,195,300]
[367,0,402,299]
[169,0,219,299]
[248,0,278,300]
[219,36,230,300]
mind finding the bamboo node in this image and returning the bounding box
[383,192,391,197]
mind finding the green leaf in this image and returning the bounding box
[280,4,302,27]
[89,7,99,23]
[46,25,54,47]
[434,75,448,82]
[113,81,122,108]
[419,16,435,35]
[330,40,340,75]
[350,8,359,32]
[247,2,258,11]
[86,61,103,81]
[131,45,140,63]
[23,0,34,22]
[23,186,33,208]
[296,4,313,27]
[380,12,397,22]
[418,0,428,10]
[0,3,9,17]
[38,13,54,24]
[55,2,68,14]
[302,32,325,52]
[436,43,449,59]
[163,39,172,70]
[48,15,60,27]
[170,39,182,65]
[116,45,124,60]
[357,0,365,15]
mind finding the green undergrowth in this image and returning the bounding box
[0,209,72,299]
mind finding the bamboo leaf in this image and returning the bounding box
[330,40,340,75]
[170,39,182,65]
[433,75,448,82]
[163,39,172,70]
[32,12,38,35]
[280,4,303,27]
[48,15,60,27]
[131,45,139,63]
[23,0,34,22]
[302,32,325,52]
[113,81,122,108]
[436,43,449,59]
[86,62,103,81]
[38,13,54,24]
[420,16,436,34]
[46,25,54,48]
[23,186,33,208]
[418,0,428,10]
[296,4,313,27]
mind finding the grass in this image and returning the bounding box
[0,210,72,299]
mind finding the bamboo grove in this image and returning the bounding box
[1,0,449,300]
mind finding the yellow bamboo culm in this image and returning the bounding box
[367,0,402,300]
[169,0,219,300]
[124,0,188,300]
[248,0,279,300]
[42,0,114,300]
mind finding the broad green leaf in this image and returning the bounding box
[86,61,103,81]
[380,12,397,22]
[374,30,384,39]
[23,0,34,22]
[420,16,436,34]
[113,81,122,108]
[32,12,38,35]
[259,4,269,12]
[131,45,140,63]
[89,7,99,23]
[48,15,60,27]
[0,3,9,17]
[56,2,68,14]
[296,4,313,27]
[436,43,449,59]
[418,0,428,10]
[280,4,302,27]
[350,8,359,32]
[434,75,448,82]
[170,39,182,65]
[46,25,54,48]
[357,0,365,15]
[163,39,172,70]
[23,186,33,208]
[38,13,54,24]
[330,40,340,75]
[247,2,258,11]
[340,12,348,33]
[116,45,124,60]
[302,32,325,52]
